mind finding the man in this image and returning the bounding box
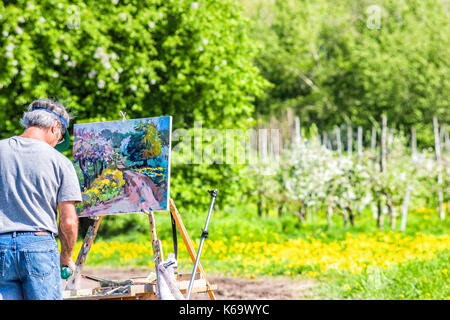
[0,99,82,300]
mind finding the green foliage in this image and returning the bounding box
[96,212,150,240]
[0,0,268,210]
[0,0,266,130]
[242,0,450,145]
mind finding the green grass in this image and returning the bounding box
[309,250,450,300]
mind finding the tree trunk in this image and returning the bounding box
[292,208,306,223]
[301,207,307,222]
[79,158,90,190]
[257,198,263,217]
[342,208,348,227]
[278,203,284,217]
[386,196,395,229]
[377,199,383,230]
[337,202,348,227]
[347,204,355,226]
[99,160,104,176]
[327,205,333,227]
[93,160,98,179]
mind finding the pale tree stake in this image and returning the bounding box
[336,126,342,156]
[400,185,411,232]
[371,126,377,156]
[433,117,445,220]
[347,124,352,156]
[357,126,363,157]
[381,114,387,173]
[411,128,417,161]
[377,115,388,229]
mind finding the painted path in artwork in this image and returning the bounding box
[78,170,165,217]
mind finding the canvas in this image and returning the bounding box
[73,116,172,217]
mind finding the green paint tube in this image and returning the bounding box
[61,265,73,279]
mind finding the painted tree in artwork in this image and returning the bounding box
[73,128,116,190]
[127,121,162,167]
[141,122,162,165]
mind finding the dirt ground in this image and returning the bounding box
[77,267,319,300]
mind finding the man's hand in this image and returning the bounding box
[61,260,77,277]
[58,201,78,276]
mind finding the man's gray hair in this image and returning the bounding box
[20,99,71,135]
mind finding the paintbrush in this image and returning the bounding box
[81,274,133,287]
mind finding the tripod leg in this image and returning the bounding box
[169,198,216,300]
[171,213,178,261]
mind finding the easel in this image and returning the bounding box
[64,197,216,300]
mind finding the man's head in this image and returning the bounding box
[20,99,72,152]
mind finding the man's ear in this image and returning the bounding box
[50,121,60,134]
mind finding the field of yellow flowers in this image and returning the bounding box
[75,232,449,276]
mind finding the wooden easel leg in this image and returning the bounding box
[65,216,103,291]
[169,198,216,300]
[148,212,164,298]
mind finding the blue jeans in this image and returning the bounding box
[0,231,62,300]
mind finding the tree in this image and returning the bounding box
[241,0,449,145]
[0,0,268,209]
[0,0,266,134]
[126,120,162,167]
[73,128,116,189]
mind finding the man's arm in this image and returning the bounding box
[58,201,79,273]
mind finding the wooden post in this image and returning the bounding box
[381,114,387,173]
[357,126,363,157]
[148,212,164,297]
[387,128,393,162]
[294,116,301,149]
[169,198,216,300]
[371,126,377,156]
[411,128,417,161]
[336,126,342,156]
[327,139,332,150]
[400,185,411,232]
[433,117,445,220]
[347,124,352,156]
[377,115,387,230]
[65,216,103,291]
[323,132,328,149]
[444,128,449,152]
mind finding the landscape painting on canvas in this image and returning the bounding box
[73,116,172,217]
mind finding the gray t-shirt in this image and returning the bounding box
[0,136,82,235]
